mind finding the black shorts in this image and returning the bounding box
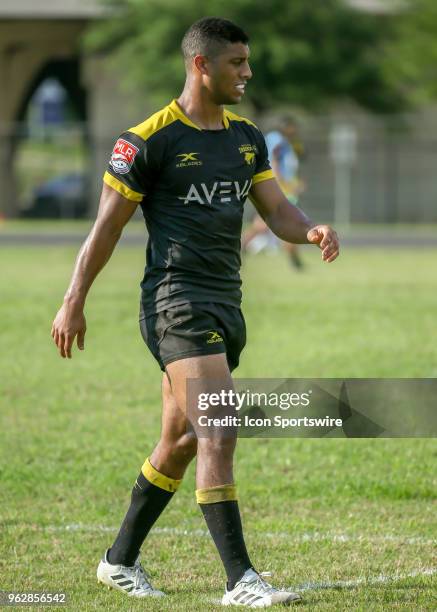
[139,302,246,372]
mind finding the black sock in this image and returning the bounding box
[199,499,253,590]
[108,459,181,566]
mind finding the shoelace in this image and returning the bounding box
[245,571,277,595]
[133,562,153,591]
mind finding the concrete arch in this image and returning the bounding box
[0,1,154,218]
[0,19,88,216]
[16,57,87,123]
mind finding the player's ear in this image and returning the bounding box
[194,54,209,75]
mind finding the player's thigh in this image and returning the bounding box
[160,372,194,443]
[166,353,234,435]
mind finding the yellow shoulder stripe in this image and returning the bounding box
[224,109,258,129]
[129,103,178,140]
[167,99,202,131]
[252,169,275,185]
[103,171,143,202]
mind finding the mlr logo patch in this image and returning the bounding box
[109,138,139,174]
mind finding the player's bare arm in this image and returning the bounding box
[51,184,137,359]
[249,177,340,263]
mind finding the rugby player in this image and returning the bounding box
[242,116,306,268]
[51,17,339,607]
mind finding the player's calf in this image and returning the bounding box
[196,435,236,491]
[151,432,197,478]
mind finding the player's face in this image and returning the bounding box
[208,43,252,105]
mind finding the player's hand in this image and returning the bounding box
[51,302,86,359]
[307,225,340,263]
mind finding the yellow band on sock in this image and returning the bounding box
[141,457,182,493]
[196,484,238,504]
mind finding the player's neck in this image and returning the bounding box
[177,88,225,131]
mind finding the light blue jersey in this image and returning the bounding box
[265,130,299,183]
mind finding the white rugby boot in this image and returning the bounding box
[222,568,301,607]
[97,549,166,598]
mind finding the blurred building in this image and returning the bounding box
[0,0,148,218]
[280,108,437,224]
[1,0,437,223]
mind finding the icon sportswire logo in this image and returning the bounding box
[176,152,202,168]
[206,331,223,344]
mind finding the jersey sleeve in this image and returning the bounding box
[252,131,275,185]
[103,131,153,203]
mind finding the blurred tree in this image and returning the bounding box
[382,0,437,107]
[86,0,404,113]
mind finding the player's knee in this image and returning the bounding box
[174,433,198,460]
[159,433,197,462]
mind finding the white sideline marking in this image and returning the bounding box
[208,568,437,602]
[209,567,437,602]
[5,523,435,595]
[18,523,436,546]
[296,567,437,591]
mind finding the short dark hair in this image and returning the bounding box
[181,17,249,63]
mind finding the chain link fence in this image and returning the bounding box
[2,112,437,223]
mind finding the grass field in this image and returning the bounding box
[1,239,436,610]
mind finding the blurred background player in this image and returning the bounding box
[242,116,306,268]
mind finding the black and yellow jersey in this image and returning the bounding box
[103,99,274,314]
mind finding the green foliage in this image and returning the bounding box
[85,0,403,112]
[382,0,437,106]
